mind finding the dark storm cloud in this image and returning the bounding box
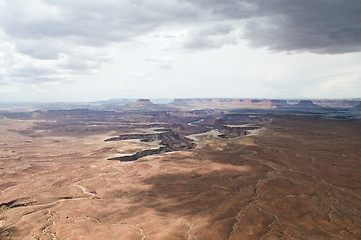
[181,0,361,54]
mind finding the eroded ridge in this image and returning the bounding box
[105,130,196,161]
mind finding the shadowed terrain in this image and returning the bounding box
[0,108,360,239]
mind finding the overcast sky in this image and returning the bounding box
[0,0,360,102]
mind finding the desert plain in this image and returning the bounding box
[0,101,361,240]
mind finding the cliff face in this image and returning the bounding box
[107,147,166,161]
[105,129,196,161]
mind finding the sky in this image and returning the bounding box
[0,0,360,102]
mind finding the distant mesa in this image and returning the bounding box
[135,99,154,105]
[295,100,318,107]
[130,99,154,107]
[270,100,289,107]
[170,98,289,109]
[124,99,178,111]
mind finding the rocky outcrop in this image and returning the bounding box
[218,125,261,138]
[105,133,159,142]
[107,147,167,161]
[105,130,196,161]
[105,130,195,151]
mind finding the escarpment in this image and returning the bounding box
[107,147,167,161]
[105,129,196,161]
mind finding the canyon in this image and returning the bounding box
[0,99,360,239]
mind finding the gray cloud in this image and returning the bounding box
[0,0,360,88]
[183,23,238,50]
[179,0,257,19]
[1,0,360,60]
[0,0,198,84]
[13,39,65,60]
[0,67,61,85]
[181,0,361,54]
[58,55,102,73]
[1,0,196,48]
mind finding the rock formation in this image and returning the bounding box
[105,130,196,161]
[107,147,166,161]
